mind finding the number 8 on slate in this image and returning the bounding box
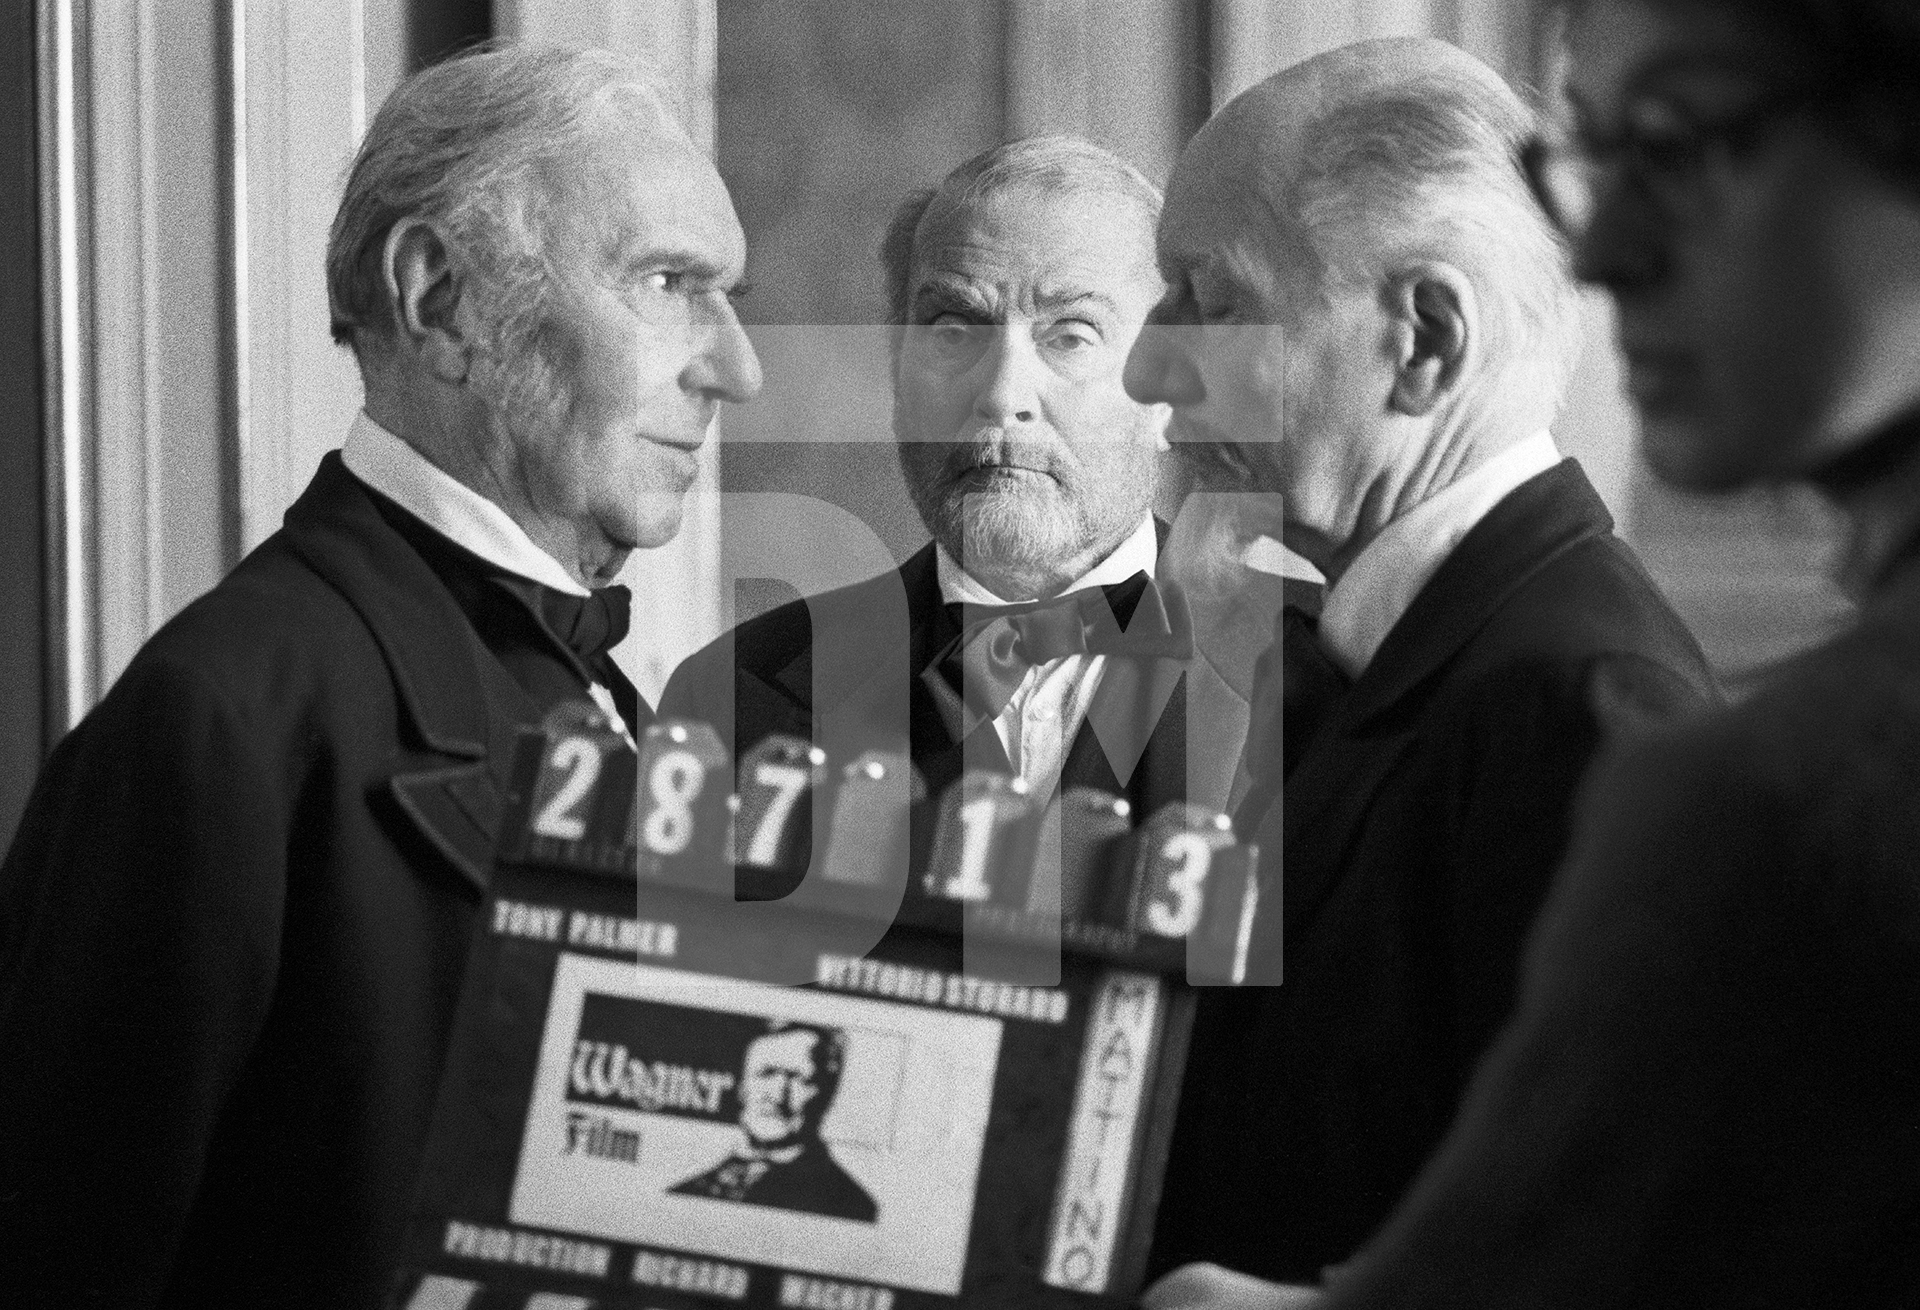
[634,721,730,869]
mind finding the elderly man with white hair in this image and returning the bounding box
[1123,36,1712,1298]
[0,43,758,1306]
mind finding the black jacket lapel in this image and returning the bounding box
[1339,462,1614,730]
[1279,461,1616,934]
[279,453,530,895]
[739,543,982,794]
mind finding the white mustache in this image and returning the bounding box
[944,434,1061,478]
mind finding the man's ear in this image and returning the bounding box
[1386,263,1475,418]
[381,218,470,385]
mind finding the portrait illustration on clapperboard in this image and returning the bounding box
[667,1020,877,1223]
[512,956,1002,1294]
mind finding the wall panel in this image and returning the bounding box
[3,0,45,851]
[236,0,370,555]
[38,0,238,720]
[33,0,474,733]
[716,0,1007,578]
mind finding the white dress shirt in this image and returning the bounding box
[936,515,1159,795]
[340,411,635,739]
[1318,432,1564,681]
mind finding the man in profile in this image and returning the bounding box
[0,43,759,1307]
[672,1021,876,1223]
[663,137,1247,894]
[1123,36,1713,1290]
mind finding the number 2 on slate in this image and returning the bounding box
[532,737,601,842]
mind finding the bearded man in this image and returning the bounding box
[663,136,1246,881]
[0,43,759,1307]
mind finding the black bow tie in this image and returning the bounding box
[535,583,632,667]
[933,572,1190,726]
[1233,603,1351,834]
[1264,605,1352,778]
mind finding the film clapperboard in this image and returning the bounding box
[390,700,1270,1310]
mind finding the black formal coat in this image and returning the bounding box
[659,538,1249,848]
[669,1142,878,1223]
[0,453,618,1308]
[1151,461,1715,1282]
[1324,523,1920,1309]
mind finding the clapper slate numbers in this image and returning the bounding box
[389,701,1266,1310]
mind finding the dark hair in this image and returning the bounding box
[1562,0,1920,183]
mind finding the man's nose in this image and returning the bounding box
[1571,173,1668,292]
[687,299,764,404]
[974,327,1042,426]
[1124,318,1203,408]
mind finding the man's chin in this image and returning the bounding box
[620,498,690,551]
[952,511,1074,573]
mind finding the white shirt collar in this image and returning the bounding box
[935,514,1160,607]
[1319,432,1563,680]
[340,411,590,597]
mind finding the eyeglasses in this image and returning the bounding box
[1520,86,1824,241]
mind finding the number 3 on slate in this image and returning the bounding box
[1145,831,1214,936]
[1133,805,1238,939]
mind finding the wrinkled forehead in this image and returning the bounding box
[909,183,1161,307]
[550,126,745,275]
[1159,120,1304,284]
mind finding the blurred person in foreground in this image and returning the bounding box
[0,44,759,1307]
[664,137,1247,860]
[1145,2,1920,1307]
[1124,35,1714,1292]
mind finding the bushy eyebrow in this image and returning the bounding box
[1034,290,1122,319]
[910,276,997,321]
[605,233,740,287]
[910,276,1121,322]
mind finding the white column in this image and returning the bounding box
[42,0,267,714]
[38,0,93,726]
[81,0,167,692]
[497,0,723,705]
[233,0,370,556]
